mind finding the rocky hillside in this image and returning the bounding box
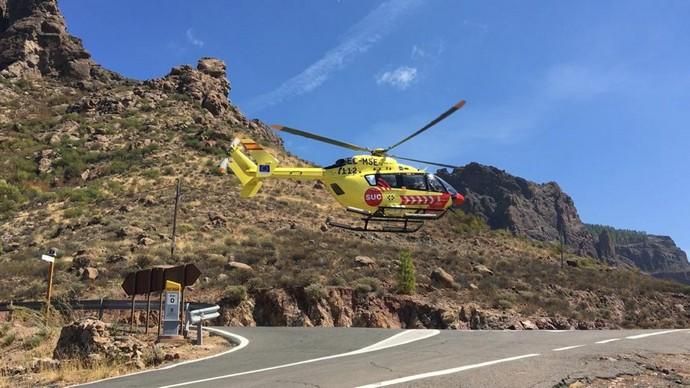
[439,164,597,257]
[589,225,690,274]
[1,0,689,330]
[438,164,689,279]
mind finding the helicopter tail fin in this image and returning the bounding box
[220,138,278,198]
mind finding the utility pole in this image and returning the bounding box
[170,178,181,260]
[169,179,184,335]
[558,232,565,269]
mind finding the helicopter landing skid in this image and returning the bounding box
[326,207,448,233]
[327,217,425,233]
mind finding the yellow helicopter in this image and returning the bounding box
[219,100,467,233]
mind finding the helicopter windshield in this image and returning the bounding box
[431,174,458,195]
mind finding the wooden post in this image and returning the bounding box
[157,291,163,336]
[170,179,181,260]
[45,260,55,325]
[130,294,136,333]
[145,292,151,334]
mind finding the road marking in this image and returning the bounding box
[160,329,440,388]
[626,329,686,339]
[552,345,585,352]
[356,353,541,387]
[69,327,249,387]
[595,338,621,344]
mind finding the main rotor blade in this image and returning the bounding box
[271,125,371,153]
[390,154,460,169]
[385,99,466,152]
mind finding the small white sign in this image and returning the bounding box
[40,254,55,263]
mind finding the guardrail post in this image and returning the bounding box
[145,292,151,334]
[130,294,135,333]
[98,297,104,320]
[197,319,202,346]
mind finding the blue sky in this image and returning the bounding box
[61,1,690,256]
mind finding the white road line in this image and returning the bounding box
[69,327,249,387]
[356,353,541,388]
[595,338,621,344]
[160,329,440,388]
[552,344,585,352]
[625,329,686,339]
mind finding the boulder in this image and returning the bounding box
[430,267,455,288]
[472,264,494,276]
[81,267,98,280]
[117,225,145,239]
[520,320,538,330]
[225,261,253,271]
[53,319,146,364]
[354,256,376,267]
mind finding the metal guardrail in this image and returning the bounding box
[185,304,220,345]
[0,299,215,314]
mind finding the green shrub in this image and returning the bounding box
[304,283,327,302]
[354,277,381,294]
[396,250,416,295]
[449,209,488,235]
[0,179,27,215]
[64,206,86,218]
[1,332,15,348]
[223,285,247,304]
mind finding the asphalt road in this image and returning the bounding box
[79,327,690,388]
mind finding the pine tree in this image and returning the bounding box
[397,250,416,295]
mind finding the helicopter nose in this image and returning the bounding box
[453,193,464,206]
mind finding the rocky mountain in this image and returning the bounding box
[0,0,688,331]
[587,225,690,275]
[0,0,118,83]
[438,163,597,257]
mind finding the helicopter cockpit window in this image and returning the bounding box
[365,174,399,188]
[436,175,459,195]
[426,174,445,192]
[401,174,427,191]
[377,174,398,188]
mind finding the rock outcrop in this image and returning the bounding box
[53,319,147,368]
[217,287,618,330]
[596,229,616,261]
[146,58,231,116]
[0,0,118,82]
[616,235,690,274]
[439,163,597,257]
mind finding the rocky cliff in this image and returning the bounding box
[616,235,689,273]
[438,163,598,257]
[0,0,118,83]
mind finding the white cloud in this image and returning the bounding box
[411,45,427,59]
[186,28,204,48]
[376,66,417,90]
[246,0,421,112]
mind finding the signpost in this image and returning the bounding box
[40,251,56,324]
[120,263,202,340]
[162,280,181,338]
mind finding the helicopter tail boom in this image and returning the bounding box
[222,137,324,197]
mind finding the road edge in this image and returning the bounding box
[68,326,249,387]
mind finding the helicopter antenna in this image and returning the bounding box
[384,100,465,152]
